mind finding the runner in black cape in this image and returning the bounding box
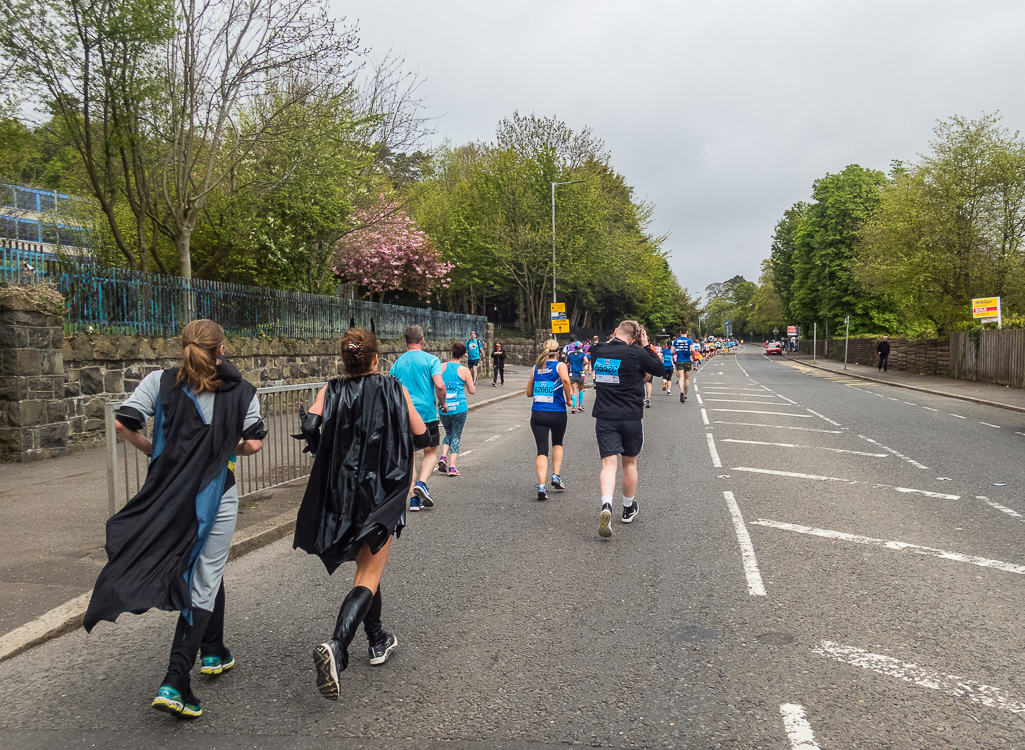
[293,328,429,700]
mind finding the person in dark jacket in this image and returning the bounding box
[293,328,428,701]
[877,336,890,372]
[87,319,266,720]
[491,341,507,386]
[587,320,664,538]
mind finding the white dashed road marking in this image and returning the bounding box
[978,495,1024,521]
[923,406,938,411]
[805,408,841,426]
[701,408,710,425]
[950,413,966,419]
[857,435,929,470]
[779,704,821,750]
[709,409,813,418]
[714,421,842,434]
[813,641,1025,716]
[723,491,765,596]
[731,467,960,499]
[753,520,1025,574]
[980,422,1001,428]
[720,439,887,458]
[485,436,499,443]
[706,433,722,468]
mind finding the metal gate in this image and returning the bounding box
[104,382,326,514]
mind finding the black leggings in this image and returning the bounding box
[530,411,567,456]
[492,363,505,384]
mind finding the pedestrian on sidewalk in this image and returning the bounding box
[465,331,482,384]
[491,341,506,386]
[526,339,572,500]
[292,328,429,700]
[84,319,266,720]
[588,321,664,538]
[390,325,447,511]
[439,342,474,476]
[877,336,890,372]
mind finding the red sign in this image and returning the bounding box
[787,325,797,336]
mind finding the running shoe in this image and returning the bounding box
[492,382,498,387]
[680,393,685,403]
[551,474,565,490]
[151,685,202,718]
[622,501,639,523]
[200,651,235,676]
[368,633,398,666]
[599,503,613,538]
[537,484,549,501]
[313,641,342,701]
[644,397,651,408]
[413,481,434,508]
[409,495,422,512]
[437,456,447,473]
[448,466,460,477]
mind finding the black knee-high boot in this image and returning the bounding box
[314,586,374,700]
[363,586,384,645]
[163,607,214,698]
[200,581,229,659]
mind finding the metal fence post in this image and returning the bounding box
[105,402,118,516]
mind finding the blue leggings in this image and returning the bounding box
[440,411,467,453]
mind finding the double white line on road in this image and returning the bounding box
[724,491,765,596]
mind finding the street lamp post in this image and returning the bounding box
[551,180,582,304]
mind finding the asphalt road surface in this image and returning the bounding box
[3,347,1025,749]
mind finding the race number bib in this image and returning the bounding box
[445,389,460,409]
[594,358,622,384]
[533,380,556,403]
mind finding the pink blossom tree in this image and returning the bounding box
[333,196,452,301]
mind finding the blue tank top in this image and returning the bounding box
[662,347,674,367]
[442,362,468,415]
[532,360,566,412]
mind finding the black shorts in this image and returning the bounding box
[424,420,441,448]
[569,374,585,388]
[663,367,674,380]
[530,410,568,456]
[595,418,644,459]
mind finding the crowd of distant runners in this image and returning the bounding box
[88,318,743,718]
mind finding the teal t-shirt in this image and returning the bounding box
[390,349,443,423]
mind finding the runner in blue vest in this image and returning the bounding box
[525,339,571,501]
[438,342,475,476]
[567,343,587,413]
[671,328,696,403]
[465,332,482,385]
[661,342,675,396]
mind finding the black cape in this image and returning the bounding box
[84,360,256,631]
[293,374,412,574]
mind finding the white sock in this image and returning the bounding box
[623,495,635,508]
[601,494,613,508]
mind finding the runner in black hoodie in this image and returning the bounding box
[588,320,664,538]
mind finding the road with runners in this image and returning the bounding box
[3,346,1025,748]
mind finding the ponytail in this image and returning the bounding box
[535,338,559,370]
[176,319,225,393]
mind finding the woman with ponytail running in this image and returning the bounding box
[292,328,429,701]
[85,320,266,719]
[525,339,572,501]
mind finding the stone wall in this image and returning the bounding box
[0,288,68,461]
[60,334,469,451]
[797,337,951,377]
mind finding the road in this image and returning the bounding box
[2,347,1025,748]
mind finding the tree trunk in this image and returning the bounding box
[176,229,195,320]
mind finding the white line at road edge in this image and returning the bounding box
[695,393,704,405]
[706,433,722,467]
[724,492,766,596]
[779,704,821,750]
[701,408,710,425]
[978,495,1025,521]
[806,408,841,426]
[752,519,1025,575]
[813,641,1025,716]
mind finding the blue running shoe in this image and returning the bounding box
[409,495,422,512]
[413,481,434,508]
[152,685,202,718]
[200,651,235,676]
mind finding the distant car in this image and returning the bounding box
[765,341,783,355]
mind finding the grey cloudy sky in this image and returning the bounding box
[334,0,1025,301]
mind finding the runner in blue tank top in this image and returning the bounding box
[661,343,674,396]
[671,328,696,403]
[438,343,475,477]
[567,344,587,413]
[525,339,571,501]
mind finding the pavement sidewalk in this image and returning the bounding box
[0,364,532,658]
[783,352,1025,413]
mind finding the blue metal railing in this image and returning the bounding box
[0,245,486,340]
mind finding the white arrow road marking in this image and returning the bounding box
[724,492,765,596]
[752,519,1025,575]
[813,641,1025,716]
[779,704,821,750]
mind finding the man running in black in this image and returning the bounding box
[588,320,664,538]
